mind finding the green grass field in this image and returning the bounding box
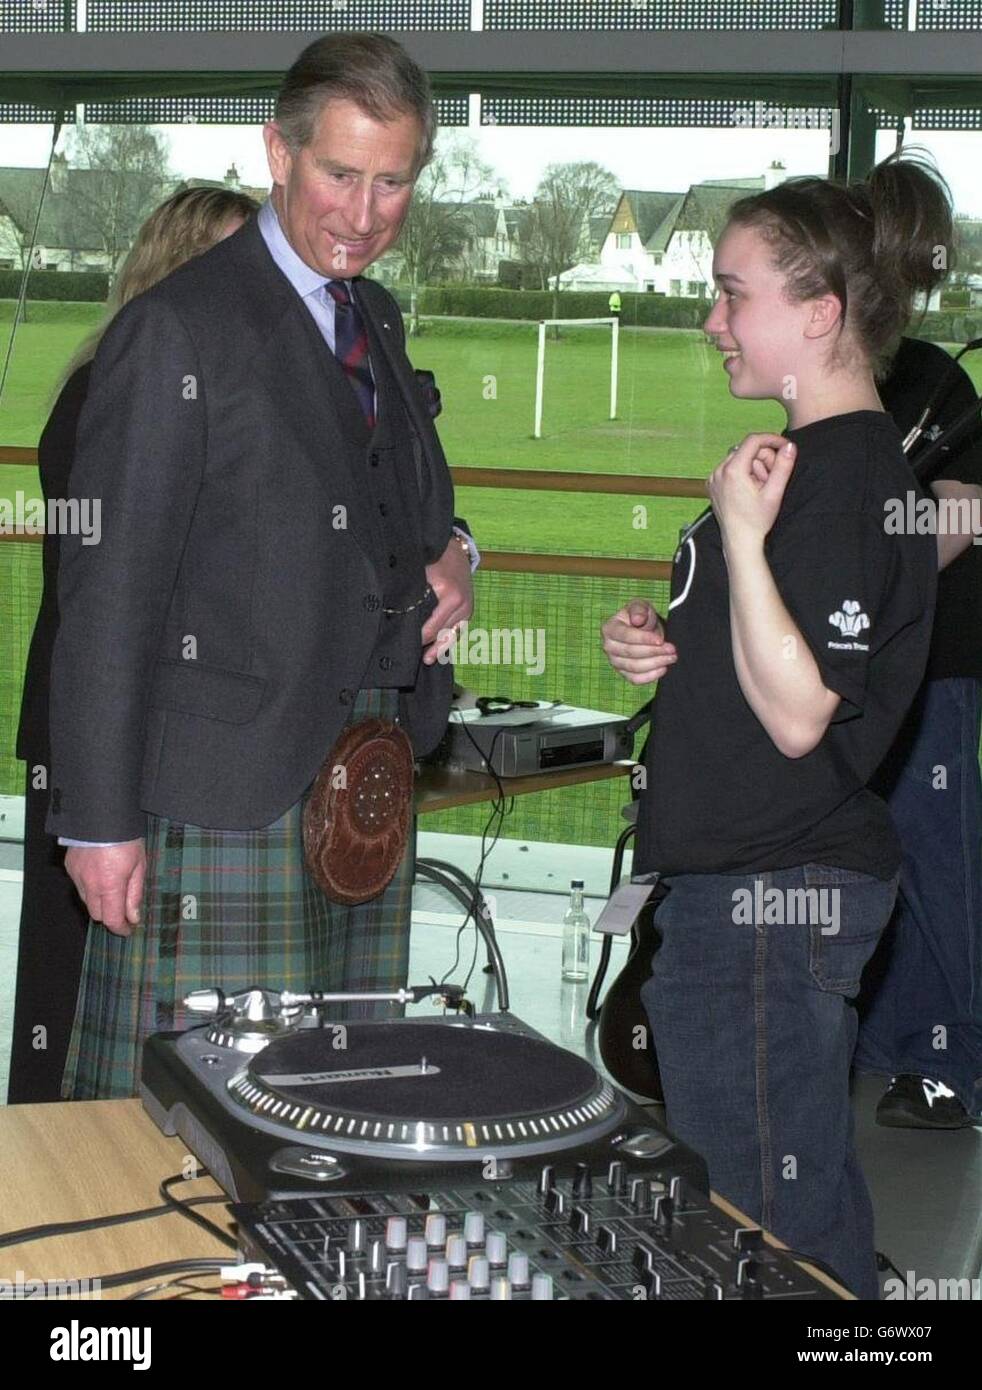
[2,307,981,838]
[0,311,783,557]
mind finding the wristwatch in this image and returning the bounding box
[451,526,481,573]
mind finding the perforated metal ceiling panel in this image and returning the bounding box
[482,94,835,128]
[483,0,840,31]
[81,92,467,124]
[85,1,470,31]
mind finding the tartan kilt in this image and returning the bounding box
[62,687,415,1100]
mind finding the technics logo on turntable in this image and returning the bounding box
[258,1062,442,1086]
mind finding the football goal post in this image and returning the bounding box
[533,316,619,439]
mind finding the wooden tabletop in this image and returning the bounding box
[0,1100,233,1300]
[0,1099,850,1301]
[414,758,636,814]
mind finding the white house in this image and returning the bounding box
[598,164,789,297]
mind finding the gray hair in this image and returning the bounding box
[274,32,436,177]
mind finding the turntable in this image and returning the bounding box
[141,985,844,1300]
[140,982,707,1203]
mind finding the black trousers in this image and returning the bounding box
[7,752,89,1103]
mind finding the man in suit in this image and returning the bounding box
[45,33,476,1098]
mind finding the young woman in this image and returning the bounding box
[601,153,953,1299]
[8,186,260,1103]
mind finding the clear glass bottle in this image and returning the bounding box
[561,879,590,982]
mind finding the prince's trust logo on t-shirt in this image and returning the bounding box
[828,599,870,651]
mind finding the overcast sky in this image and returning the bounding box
[5,115,981,216]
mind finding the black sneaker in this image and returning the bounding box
[876,1074,977,1130]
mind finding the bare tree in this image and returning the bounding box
[397,134,498,335]
[521,162,620,326]
[64,123,172,280]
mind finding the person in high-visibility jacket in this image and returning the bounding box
[608,290,622,318]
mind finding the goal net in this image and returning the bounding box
[533,316,619,439]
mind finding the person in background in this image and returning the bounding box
[8,186,260,1103]
[855,335,982,1129]
[608,289,622,319]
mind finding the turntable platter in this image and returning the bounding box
[227,1022,624,1158]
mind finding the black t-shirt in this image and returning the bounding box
[634,411,937,880]
[878,336,982,680]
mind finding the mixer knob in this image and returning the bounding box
[355,1271,367,1302]
[607,1160,625,1195]
[467,1255,490,1293]
[741,1275,763,1300]
[572,1163,593,1200]
[632,1240,657,1276]
[703,1277,724,1301]
[463,1211,485,1246]
[446,1234,468,1271]
[348,1218,366,1255]
[386,1262,407,1298]
[735,1255,758,1288]
[570,1205,590,1237]
[538,1164,556,1197]
[406,1235,428,1274]
[486,1230,508,1267]
[597,1224,618,1257]
[427,1258,451,1297]
[531,1272,554,1301]
[641,1268,662,1301]
[385,1216,408,1252]
[489,1277,512,1300]
[449,1281,471,1300]
[368,1239,386,1278]
[630,1177,650,1213]
[406,1283,429,1301]
[425,1213,447,1248]
[507,1252,530,1289]
[668,1175,685,1207]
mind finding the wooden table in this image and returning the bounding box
[0,1100,234,1300]
[0,1099,851,1301]
[414,757,636,815]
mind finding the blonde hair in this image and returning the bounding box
[58,185,261,392]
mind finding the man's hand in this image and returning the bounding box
[64,840,146,937]
[707,434,797,551]
[421,536,474,666]
[601,599,677,685]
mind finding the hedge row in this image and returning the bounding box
[397,285,710,327]
[389,285,982,342]
[0,268,110,302]
[2,274,979,344]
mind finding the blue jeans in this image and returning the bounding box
[641,865,899,1301]
[856,677,982,1116]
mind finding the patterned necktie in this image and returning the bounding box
[324,279,376,430]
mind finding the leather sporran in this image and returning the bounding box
[302,717,414,905]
